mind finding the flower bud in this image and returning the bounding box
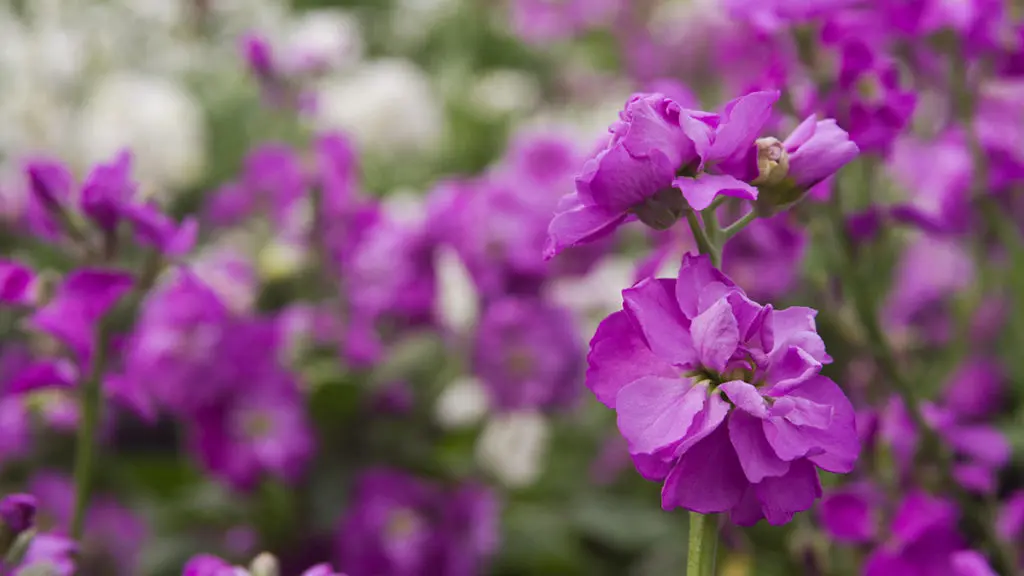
[751,137,790,186]
[0,494,37,534]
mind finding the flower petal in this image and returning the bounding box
[789,376,861,473]
[673,173,758,211]
[544,194,628,260]
[689,298,740,372]
[729,410,791,483]
[708,90,780,162]
[577,143,675,213]
[586,311,675,408]
[675,253,734,318]
[661,424,747,513]
[615,377,707,455]
[622,278,698,366]
[753,458,821,525]
[719,380,768,418]
[771,396,834,429]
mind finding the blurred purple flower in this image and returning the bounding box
[186,345,313,491]
[28,473,145,575]
[722,213,806,302]
[888,131,973,234]
[941,358,1005,420]
[338,470,498,576]
[509,0,622,44]
[473,297,583,412]
[13,532,76,575]
[30,269,133,366]
[827,40,917,155]
[817,482,880,543]
[586,253,857,524]
[0,494,36,534]
[0,260,36,306]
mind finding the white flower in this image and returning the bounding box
[283,9,363,73]
[469,69,541,117]
[315,59,443,155]
[77,72,206,197]
[434,247,478,333]
[383,189,426,225]
[390,0,458,46]
[545,255,636,337]
[435,376,490,429]
[476,411,550,489]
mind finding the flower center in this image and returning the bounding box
[386,508,423,542]
[505,347,535,379]
[242,411,274,439]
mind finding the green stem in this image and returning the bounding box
[685,211,720,267]
[722,210,758,240]
[687,512,719,576]
[70,321,109,540]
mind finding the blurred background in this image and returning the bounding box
[1,0,1023,575]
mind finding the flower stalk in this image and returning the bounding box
[687,512,719,576]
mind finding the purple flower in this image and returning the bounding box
[887,131,973,234]
[750,115,859,214]
[186,360,313,491]
[721,213,806,302]
[337,471,498,576]
[941,358,1004,420]
[0,494,37,534]
[24,158,74,239]
[997,490,1024,542]
[30,269,134,365]
[473,297,583,412]
[14,532,76,576]
[509,0,623,44]
[546,91,777,258]
[181,554,237,576]
[826,40,917,155]
[586,253,858,524]
[26,473,145,575]
[0,260,36,305]
[863,492,985,576]
[80,150,136,232]
[817,482,880,543]
[880,398,1010,494]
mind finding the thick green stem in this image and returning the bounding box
[70,322,109,540]
[687,512,719,576]
[685,211,720,267]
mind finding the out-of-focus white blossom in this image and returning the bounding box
[469,69,541,117]
[435,376,490,429]
[283,9,363,74]
[545,255,636,337]
[389,0,459,46]
[316,59,443,155]
[77,72,206,196]
[476,411,550,488]
[435,246,479,333]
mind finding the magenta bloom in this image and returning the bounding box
[14,533,76,575]
[472,297,583,411]
[0,260,36,305]
[782,115,860,189]
[0,493,36,534]
[185,328,314,491]
[182,554,346,576]
[817,482,881,543]
[864,492,992,576]
[546,91,777,258]
[30,269,134,365]
[337,470,498,576]
[586,254,858,524]
[509,0,622,44]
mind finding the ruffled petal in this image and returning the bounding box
[753,458,821,525]
[661,424,747,513]
[689,298,740,372]
[586,311,675,408]
[615,377,707,455]
[729,410,791,483]
[673,173,758,211]
[622,278,698,367]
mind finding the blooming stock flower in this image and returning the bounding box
[586,254,858,524]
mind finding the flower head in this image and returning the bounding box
[586,254,858,524]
